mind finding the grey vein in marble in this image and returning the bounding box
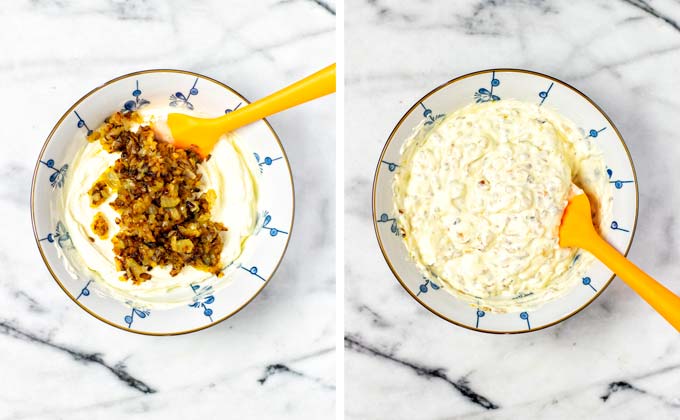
[277,0,336,15]
[306,0,336,15]
[345,335,500,410]
[12,291,46,314]
[621,0,680,32]
[313,0,336,15]
[0,321,156,394]
[258,363,335,389]
[364,0,415,23]
[460,0,557,36]
[603,362,680,403]
[566,43,680,80]
[259,363,305,384]
[355,303,391,328]
[600,379,680,408]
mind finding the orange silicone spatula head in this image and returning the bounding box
[560,193,680,332]
[558,193,596,248]
[155,63,336,157]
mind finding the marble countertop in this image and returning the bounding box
[345,0,680,419]
[0,0,335,419]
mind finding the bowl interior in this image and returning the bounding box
[32,70,294,335]
[374,69,638,333]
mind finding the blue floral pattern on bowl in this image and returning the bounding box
[607,168,634,189]
[39,221,73,249]
[474,71,501,103]
[376,213,399,236]
[74,110,93,136]
[39,159,68,189]
[76,279,93,300]
[123,80,150,111]
[188,284,215,322]
[420,102,444,125]
[169,78,199,110]
[241,265,266,281]
[416,278,440,296]
[254,152,283,173]
[261,211,288,237]
[125,307,150,328]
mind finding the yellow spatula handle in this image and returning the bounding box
[216,63,336,132]
[587,233,680,332]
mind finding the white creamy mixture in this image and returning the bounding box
[60,112,260,309]
[393,100,612,312]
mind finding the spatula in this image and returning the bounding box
[560,193,680,331]
[154,63,336,156]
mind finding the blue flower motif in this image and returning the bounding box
[253,153,282,173]
[586,127,606,138]
[610,221,630,232]
[39,221,73,249]
[474,71,501,103]
[241,265,266,281]
[606,168,634,189]
[76,279,93,300]
[520,311,531,330]
[170,78,199,110]
[74,110,93,135]
[475,309,485,328]
[188,284,215,322]
[538,82,554,106]
[123,80,150,111]
[381,160,398,172]
[225,102,242,114]
[420,102,444,125]
[376,213,399,236]
[416,278,440,296]
[261,211,288,237]
[582,276,597,292]
[124,307,150,328]
[39,159,68,189]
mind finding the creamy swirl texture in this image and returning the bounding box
[60,113,259,309]
[393,100,612,312]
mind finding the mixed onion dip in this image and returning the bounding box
[60,110,259,309]
[393,100,613,312]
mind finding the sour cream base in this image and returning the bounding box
[393,100,612,312]
[60,115,259,309]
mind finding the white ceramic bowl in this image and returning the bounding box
[373,69,638,333]
[31,70,294,335]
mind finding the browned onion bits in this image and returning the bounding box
[87,111,227,284]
